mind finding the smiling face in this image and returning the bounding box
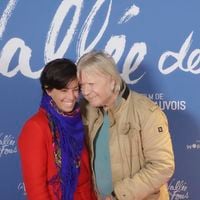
[46,79,79,113]
[79,70,116,108]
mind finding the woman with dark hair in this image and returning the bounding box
[18,58,97,200]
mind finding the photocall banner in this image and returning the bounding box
[0,1,199,199]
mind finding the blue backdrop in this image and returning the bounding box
[0,0,199,199]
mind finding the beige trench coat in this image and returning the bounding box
[81,85,175,200]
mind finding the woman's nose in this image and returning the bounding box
[67,89,77,100]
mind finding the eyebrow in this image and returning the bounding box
[64,84,79,89]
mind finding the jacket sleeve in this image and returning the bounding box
[114,105,175,200]
[18,120,51,200]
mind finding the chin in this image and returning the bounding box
[90,102,101,108]
[62,107,74,113]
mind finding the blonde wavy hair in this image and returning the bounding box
[77,51,122,93]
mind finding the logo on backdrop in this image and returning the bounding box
[17,182,26,196]
[143,93,186,111]
[186,140,200,150]
[0,132,17,157]
[168,178,189,200]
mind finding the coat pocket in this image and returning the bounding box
[118,123,142,177]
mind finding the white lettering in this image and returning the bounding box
[159,32,200,74]
[0,38,42,78]
[0,1,146,82]
[0,133,17,157]
[169,179,189,200]
[187,49,200,74]
[121,42,147,84]
[18,182,26,196]
[156,100,186,111]
[0,0,18,38]
[104,35,126,63]
[118,4,140,24]
[45,0,83,62]
[76,0,112,57]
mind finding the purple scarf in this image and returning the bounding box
[40,94,84,200]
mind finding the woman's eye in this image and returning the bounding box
[73,88,79,92]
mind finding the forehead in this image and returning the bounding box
[66,79,78,88]
[80,70,109,83]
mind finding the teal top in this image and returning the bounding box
[94,112,113,197]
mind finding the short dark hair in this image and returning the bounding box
[40,58,77,93]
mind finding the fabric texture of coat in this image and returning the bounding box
[80,84,175,200]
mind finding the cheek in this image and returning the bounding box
[51,94,59,102]
[92,81,111,98]
[74,94,79,100]
[99,88,112,99]
[104,83,113,94]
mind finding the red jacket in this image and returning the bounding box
[18,108,97,200]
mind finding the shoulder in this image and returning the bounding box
[18,109,49,142]
[24,108,49,128]
[129,90,159,112]
[127,90,168,127]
